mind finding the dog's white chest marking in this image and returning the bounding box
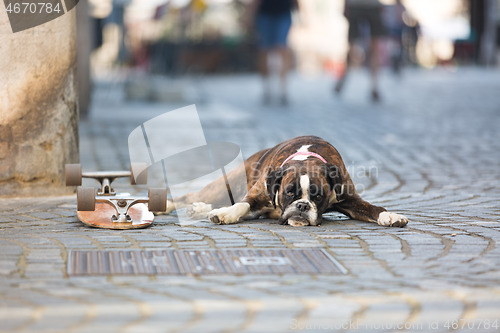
[292,145,312,161]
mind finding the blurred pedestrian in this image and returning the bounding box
[246,0,299,106]
[334,0,385,102]
[383,0,407,74]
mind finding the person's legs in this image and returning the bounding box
[256,12,292,105]
[367,8,385,102]
[369,37,381,101]
[388,27,404,74]
[276,46,290,104]
[258,49,271,103]
[335,10,360,95]
[256,14,273,104]
[274,12,292,105]
[334,42,352,94]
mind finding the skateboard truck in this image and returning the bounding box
[112,195,139,223]
[66,164,167,229]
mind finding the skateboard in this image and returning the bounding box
[65,164,167,230]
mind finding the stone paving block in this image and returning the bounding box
[175,241,211,248]
[330,248,365,254]
[123,234,170,241]
[24,269,65,279]
[0,305,36,332]
[52,209,77,217]
[354,303,412,333]
[121,302,196,333]
[73,303,143,333]
[52,236,93,246]
[25,212,63,220]
[53,217,79,224]
[241,299,305,332]
[183,300,248,333]
[0,261,18,275]
[0,243,23,255]
[24,304,89,333]
[290,241,324,248]
[214,240,248,247]
[98,242,133,248]
[138,242,172,248]
[149,285,230,301]
[18,237,55,246]
[164,229,205,237]
[91,235,129,242]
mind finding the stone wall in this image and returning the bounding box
[0,9,79,196]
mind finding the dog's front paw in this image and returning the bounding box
[209,203,250,225]
[186,202,212,219]
[378,212,409,227]
[209,207,239,225]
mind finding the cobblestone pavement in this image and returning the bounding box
[1,68,500,332]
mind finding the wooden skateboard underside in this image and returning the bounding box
[77,203,154,230]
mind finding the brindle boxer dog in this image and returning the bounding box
[163,136,409,227]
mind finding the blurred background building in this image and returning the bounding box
[78,0,500,113]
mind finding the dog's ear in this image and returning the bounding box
[266,168,285,208]
[325,163,343,201]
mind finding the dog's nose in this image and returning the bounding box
[296,201,310,212]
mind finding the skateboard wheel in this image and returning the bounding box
[148,188,167,212]
[65,164,82,186]
[130,162,148,185]
[77,187,96,211]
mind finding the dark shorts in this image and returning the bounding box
[346,7,385,41]
[255,12,292,49]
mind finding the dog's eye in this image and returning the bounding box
[286,191,294,198]
[314,195,323,201]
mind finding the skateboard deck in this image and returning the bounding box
[66,163,166,230]
[77,202,154,230]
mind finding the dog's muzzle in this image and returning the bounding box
[280,201,319,227]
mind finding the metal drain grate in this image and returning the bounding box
[68,249,346,276]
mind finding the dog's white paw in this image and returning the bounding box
[209,203,250,225]
[377,212,409,227]
[186,202,212,219]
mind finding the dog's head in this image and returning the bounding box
[266,161,343,226]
